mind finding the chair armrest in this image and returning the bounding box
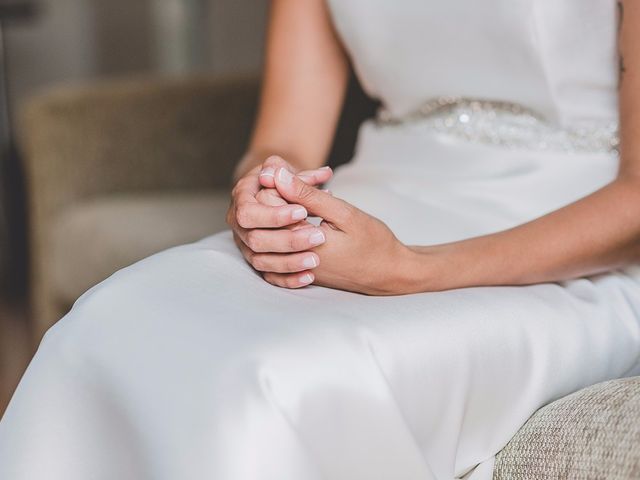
[20,73,258,208]
[494,376,640,479]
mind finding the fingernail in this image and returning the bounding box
[259,167,275,177]
[291,207,307,221]
[321,189,332,195]
[302,255,318,268]
[299,273,314,285]
[308,230,325,246]
[320,166,331,170]
[278,168,294,185]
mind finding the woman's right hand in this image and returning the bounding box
[226,155,333,282]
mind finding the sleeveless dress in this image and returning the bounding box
[2,1,640,479]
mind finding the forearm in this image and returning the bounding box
[233,0,349,184]
[405,176,640,291]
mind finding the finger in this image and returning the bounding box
[254,189,317,231]
[257,153,332,188]
[258,168,278,188]
[259,165,332,189]
[262,154,290,169]
[297,166,333,185]
[274,167,354,227]
[238,225,326,253]
[255,187,289,206]
[234,200,308,229]
[232,172,261,198]
[238,241,320,273]
[257,155,289,187]
[233,231,253,261]
[263,271,315,289]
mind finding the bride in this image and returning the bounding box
[2,1,640,479]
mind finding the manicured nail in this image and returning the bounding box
[302,255,318,268]
[259,167,275,177]
[291,207,307,221]
[299,273,314,285]
[308,230,325,246]
[278,168,294,185]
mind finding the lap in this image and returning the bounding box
[51,230,638,428]
[4,230,640,480]
[57,230,638,380]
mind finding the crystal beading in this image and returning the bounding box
[375,97,619,154]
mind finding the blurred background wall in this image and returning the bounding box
[7,0,268,116]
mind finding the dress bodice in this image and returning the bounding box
[326,0,619,127]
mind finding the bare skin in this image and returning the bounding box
[227,0,640,294]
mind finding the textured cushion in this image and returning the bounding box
[51,190,231,304]
[494,376,640,479]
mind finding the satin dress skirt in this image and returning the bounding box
[2,125,640,480]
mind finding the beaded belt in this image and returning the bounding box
[375,97,619,154]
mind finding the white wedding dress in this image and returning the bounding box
[2,1,640,479]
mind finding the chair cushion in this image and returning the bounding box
[494,376,640,479]
[51,190,231,304]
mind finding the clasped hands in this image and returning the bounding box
[227,155,422,295]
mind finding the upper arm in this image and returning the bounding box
[617,0,640,179]
[249,0,350,170]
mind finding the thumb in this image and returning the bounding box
[274,167,352,226]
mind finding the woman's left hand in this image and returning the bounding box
[262,167,420,295]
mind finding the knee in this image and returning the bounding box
[37,267,134,359]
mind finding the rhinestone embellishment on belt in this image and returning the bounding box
[375,97,619,154]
